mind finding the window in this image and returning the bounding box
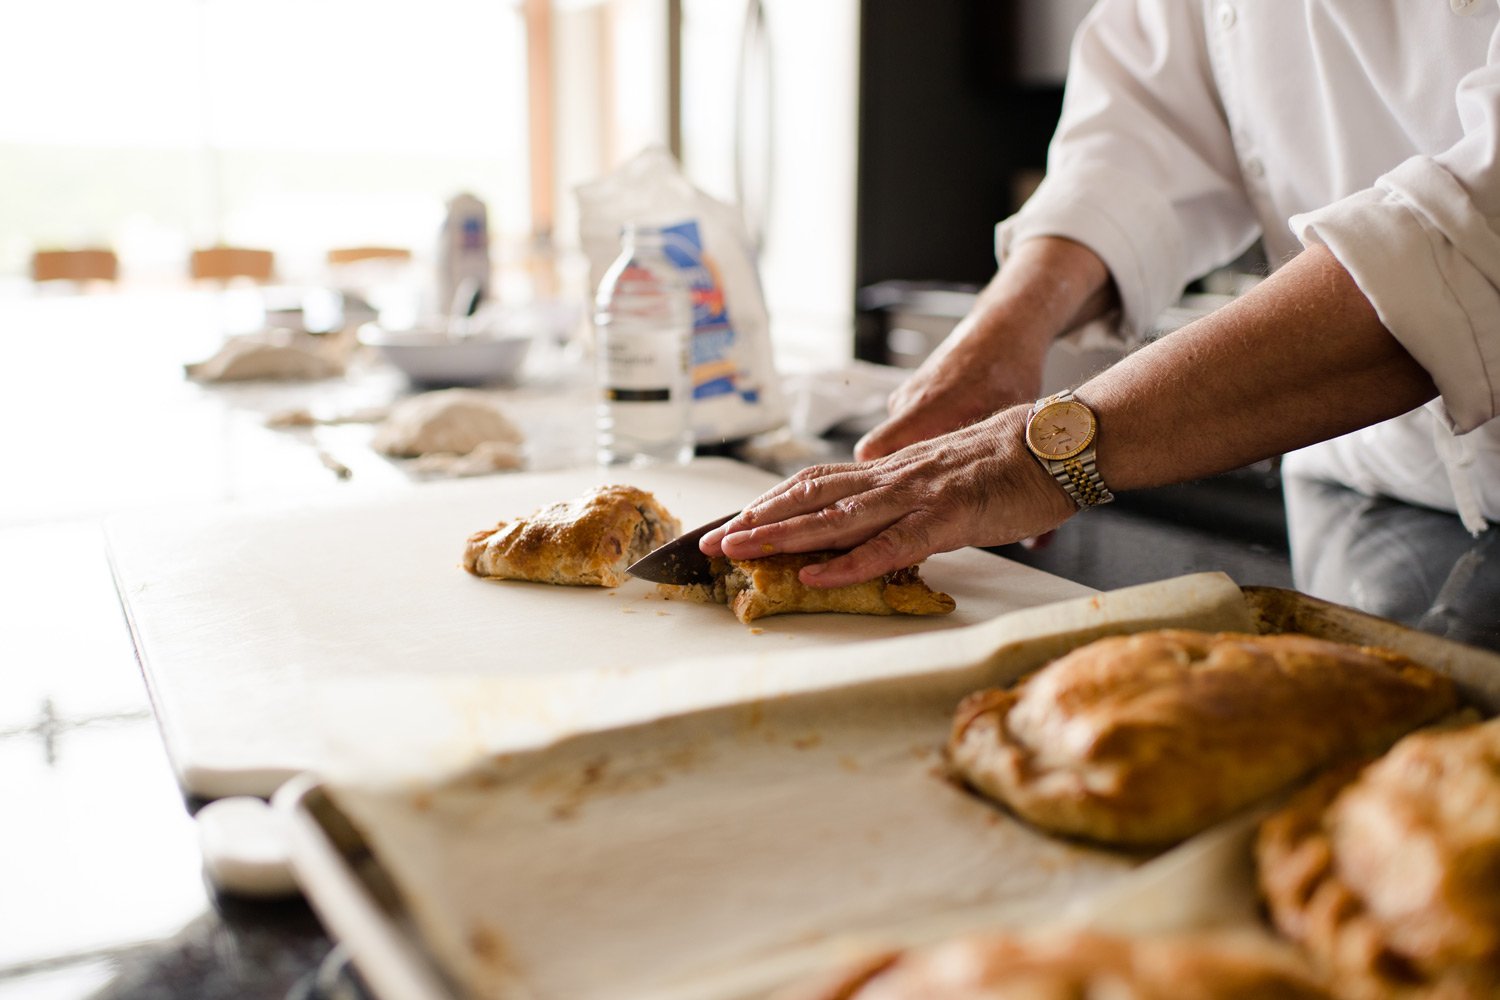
[0,1,535,283]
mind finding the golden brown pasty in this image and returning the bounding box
[462,485,680,587]
[774,930,1332,1000]
[1257,718,1500,999]
[662,552,955,624]
[947,630,1457,848]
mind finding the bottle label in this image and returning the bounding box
[604,388,672,402]
[601,328,687,395]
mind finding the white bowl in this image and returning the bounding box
[360,324,532,387]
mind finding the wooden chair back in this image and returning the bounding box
[190,246,276,283]
[32,248,118,284]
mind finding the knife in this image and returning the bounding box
[626,511,740,586]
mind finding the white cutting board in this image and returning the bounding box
[106,458,1090,798]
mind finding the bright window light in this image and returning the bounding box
[0,0,530,282]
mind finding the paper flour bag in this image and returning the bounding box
[577,146,786,444]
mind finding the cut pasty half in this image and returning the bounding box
[1257,717,1500,999]
[662,552,955,624]
[948,630,1457,848]
[463,485,680,587]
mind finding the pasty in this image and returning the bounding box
[663,552,955,624]
[776,929,1332,1000]
[947,630,1457,847]
[374,389,523,459]
[463,485,680,587]
[1257,717,1500,999]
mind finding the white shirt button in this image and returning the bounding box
[1244,157,1265,179]
[1218,3,1237,29]
[1451,0,1478,15]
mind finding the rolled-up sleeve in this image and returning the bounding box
[1292,28,1500,434]
[996,0,1259,338]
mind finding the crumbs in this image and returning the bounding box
[749,627,764,635]
[468,922,510,968]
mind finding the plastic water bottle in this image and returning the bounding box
[437,192,490,315]
[594,224,695,466]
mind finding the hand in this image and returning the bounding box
[702,406,1078,588]
[854,330,1043,461]
[853,233,1119,462]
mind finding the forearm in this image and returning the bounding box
[856,236,1118,459]
[956,235,1119,366]
[1087,243,1437,490]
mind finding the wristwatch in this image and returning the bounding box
[1024,390,1115,509]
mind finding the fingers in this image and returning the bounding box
[855,386,1000,461]
[854,409,946,461]
[699,463,867,555]
[853,420,905,462]
[797,516,938,588]
[717,493,902,560]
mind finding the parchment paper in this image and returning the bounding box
[314,573,1262,1000]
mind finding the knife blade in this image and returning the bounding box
[626,511,740,586]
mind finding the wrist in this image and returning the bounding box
[1023,390,1115,510]
[979,405,1080,539]
[989,236,1117,343]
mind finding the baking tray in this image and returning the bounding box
[278,573,1500,1000]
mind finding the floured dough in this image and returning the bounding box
[374,389,523,460]
[186,328,347,382]
[1257,717,1500,999]
[264,408,318,428]
[264,405,389,429]
[463,485,680,587]
[660,552,955,624]
[947,630,1458,847]
[776,929,1332,1000]
[411,440,524,477]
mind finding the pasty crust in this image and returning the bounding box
[1257,718,1500,999]
[661,552,955,624]
[947,630,1457,848]
[775,930,1332,1000]
[462,485,680,587]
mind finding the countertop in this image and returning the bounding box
[3,288,1494,1000]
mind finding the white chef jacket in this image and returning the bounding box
[997,0,1500,533]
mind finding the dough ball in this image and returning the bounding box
[373,389,524,459]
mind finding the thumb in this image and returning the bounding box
[854,418,913,461]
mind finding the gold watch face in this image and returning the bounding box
[1026,399,1096,460]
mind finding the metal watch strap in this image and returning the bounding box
[1052,452,1114,507]
[1029,390,1115,509]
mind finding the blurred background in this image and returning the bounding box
[0,0,1093,362]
